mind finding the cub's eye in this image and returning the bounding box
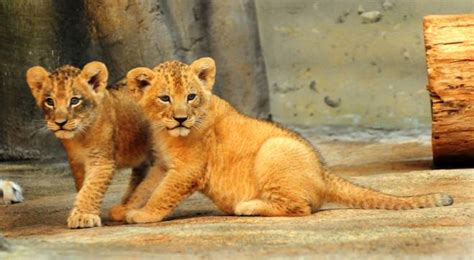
[158,95,171,103]
[70,97,81,106]
[45,98,54,107]
[187,94,196,101]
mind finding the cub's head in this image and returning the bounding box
[127,57,216,137]
[26,61,108,139]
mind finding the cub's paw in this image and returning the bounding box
[108,204,128,222]
[67,209,102,229]
[125,209,163,224]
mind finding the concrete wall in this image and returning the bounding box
[256,0,473,129]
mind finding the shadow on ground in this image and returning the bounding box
[0,128,473,258]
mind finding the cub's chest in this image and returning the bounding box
[62,141,89,164]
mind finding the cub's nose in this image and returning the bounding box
[55,119,68,127]
[174,117,187,124]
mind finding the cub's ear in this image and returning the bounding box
[80,61,108,93]
[126,67,155,99]
[190,57,216,91]
[26,66,50,99]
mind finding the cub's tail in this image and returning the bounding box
[322,171,453,210]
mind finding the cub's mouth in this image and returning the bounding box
[167,125,190,130]
[166,126,191,137]
[53,128,78,139]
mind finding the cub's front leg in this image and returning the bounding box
[125,168,201,224]
[67,156,115,229]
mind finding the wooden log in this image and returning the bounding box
[424,14,474,168]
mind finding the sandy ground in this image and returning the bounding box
[0,128,473,258]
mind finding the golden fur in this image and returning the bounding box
[123,57,454,224]
[26,62,165,228]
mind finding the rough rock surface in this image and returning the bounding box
[0,129,473,258]
[0,0,269,160]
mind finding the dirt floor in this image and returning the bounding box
[0,128,473,258]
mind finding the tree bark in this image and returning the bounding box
[207,0,270,118]
[84,0,179,83]
[0,0,91,160]
[0,0,270,160]
[85,0,270,118]
[424,14,474,168]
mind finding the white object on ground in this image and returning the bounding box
[0,180,24,205]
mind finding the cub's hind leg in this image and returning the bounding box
[121,164,149,204]
[234,137,324,217]
[235,199,311,216]
[109,162,166,222]
[109,164,148,222]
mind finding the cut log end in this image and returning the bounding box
[424,14,474,168]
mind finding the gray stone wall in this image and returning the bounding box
[0,0,268,160]
[0,1,92,160]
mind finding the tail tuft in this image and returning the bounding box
[434,193,454,207]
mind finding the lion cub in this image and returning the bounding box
[124,57,453,224]
[26,62,165,228]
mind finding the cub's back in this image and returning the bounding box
[108,88,152,167]
[211,96,313,155]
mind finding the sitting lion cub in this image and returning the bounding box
[26,62,165,228]
[124,58,453,224]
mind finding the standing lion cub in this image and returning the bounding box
[26,62,165,228]
[123,57,453,224]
